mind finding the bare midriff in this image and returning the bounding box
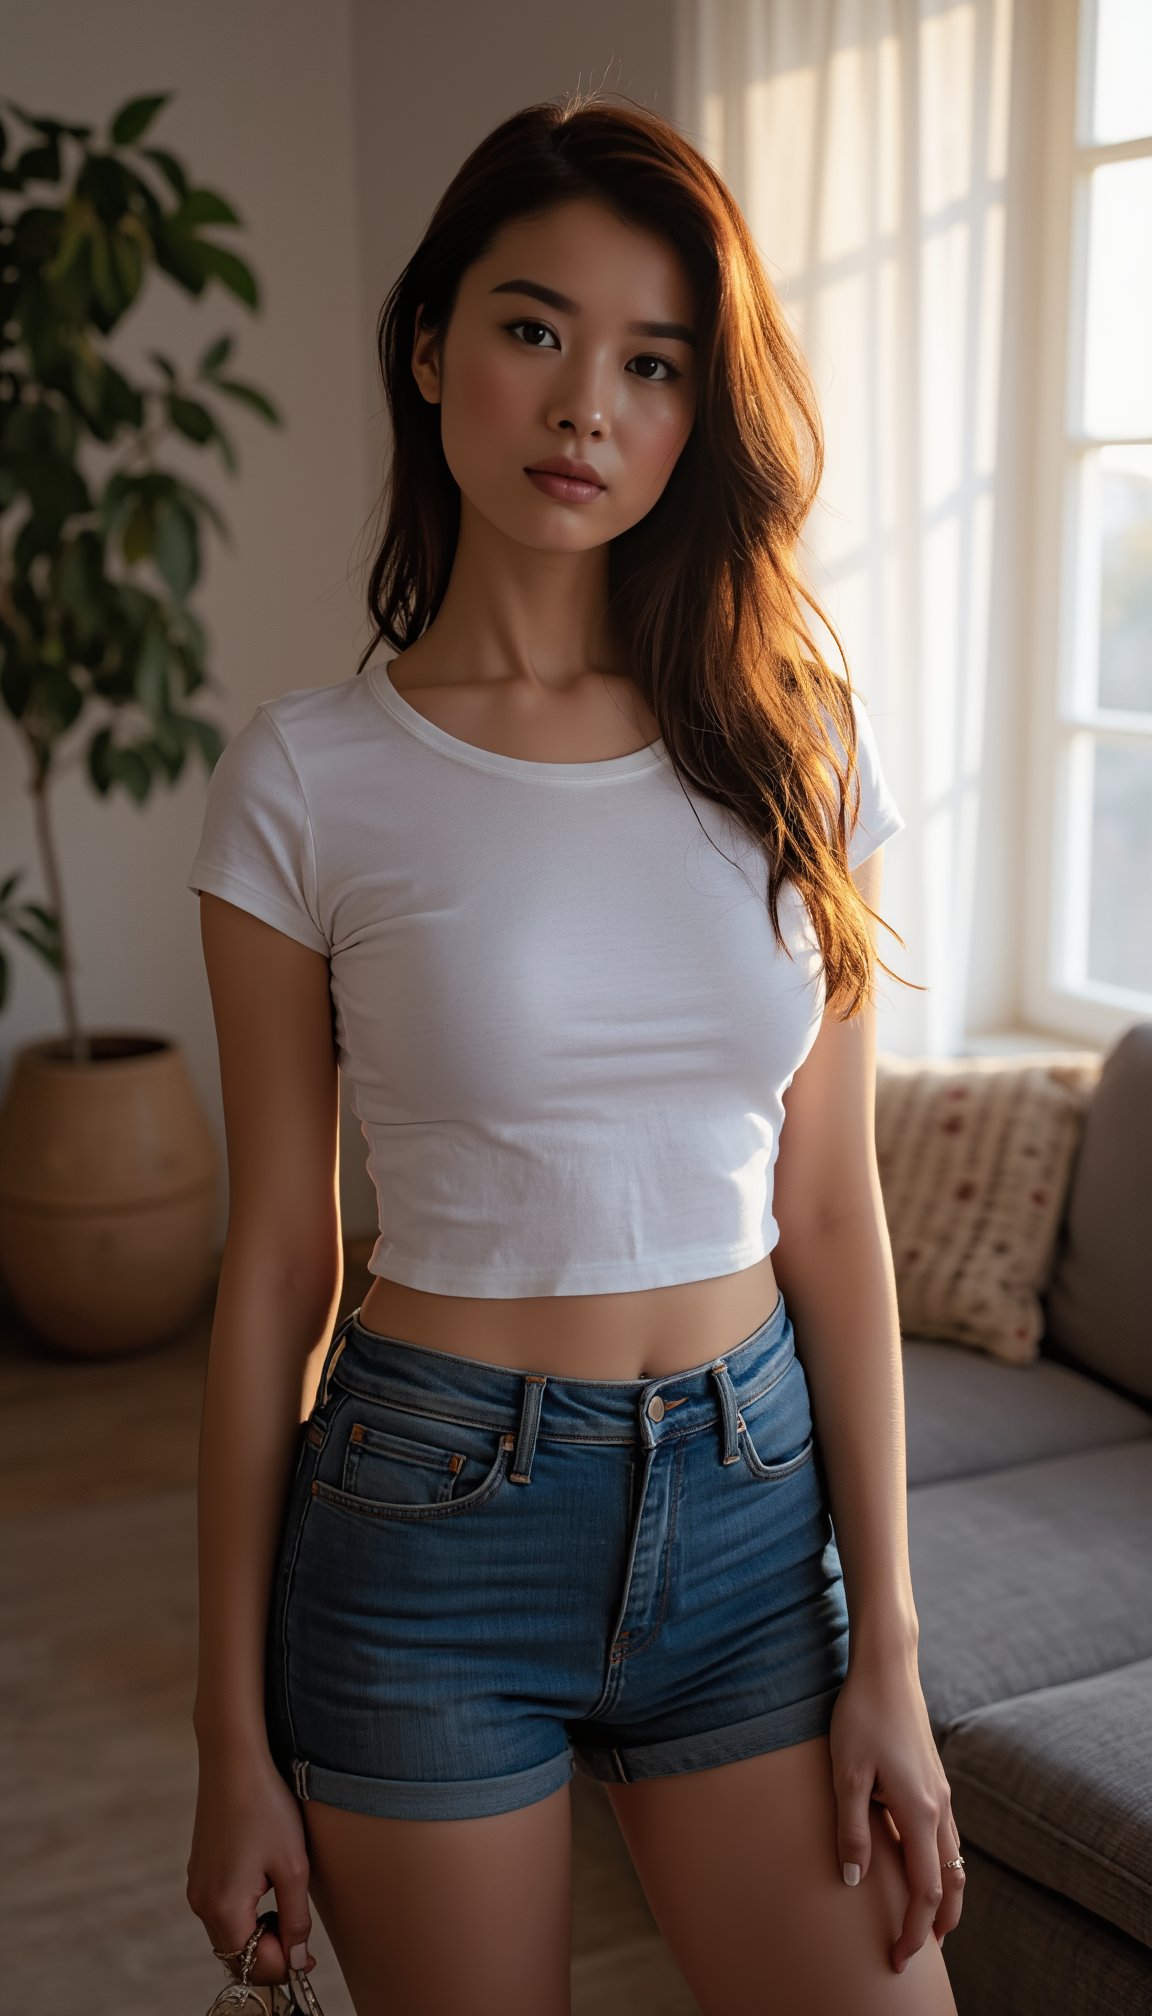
[356,1254,782,1383]
[357,648,782,1381]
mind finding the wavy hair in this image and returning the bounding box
[353,89,916,1017]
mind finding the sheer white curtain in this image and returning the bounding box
[673,0,1039,1056]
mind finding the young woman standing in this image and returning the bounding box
[186,93,963,2016]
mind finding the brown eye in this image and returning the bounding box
[503,321,680,382]
[628,355,680,383]
[504,319,558,349]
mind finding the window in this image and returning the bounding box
[1024,0,1152,1043]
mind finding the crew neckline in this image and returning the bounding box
[367,660,668,781]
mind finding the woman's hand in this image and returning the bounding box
[186,1740,319,1993]
[828,1649,966,1973]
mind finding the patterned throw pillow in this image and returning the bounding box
[874,1051,1103,1363]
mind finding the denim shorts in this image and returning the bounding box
[264,1288,851,1822]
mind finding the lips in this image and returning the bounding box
[525,458,605,488]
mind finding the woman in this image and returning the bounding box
[186,92,963,2016]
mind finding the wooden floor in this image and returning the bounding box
[0,1246,700,2014]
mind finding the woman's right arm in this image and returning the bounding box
[185,889,342,1992]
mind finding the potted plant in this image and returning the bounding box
[0,89,282,1354]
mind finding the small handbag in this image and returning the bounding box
[206,1910,326,2014]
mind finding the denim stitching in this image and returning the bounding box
[719,1343,797,1416]
[342,1423,470,1502]
[324,1340,797,1445]
[310,1435,513,1522]
[739,1432,816,1483]
[328,1382,632,1442]
[616,1433,685,1663]
[583,1449,653,1718]
[327,1377,533,1437]
[280,1389,351,1757]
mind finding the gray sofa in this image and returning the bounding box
[902,1021,1152,2014]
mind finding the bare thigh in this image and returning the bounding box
[604,1734,959,2016]
[300,1783,573,2016]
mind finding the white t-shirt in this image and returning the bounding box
[187,660,905,1296]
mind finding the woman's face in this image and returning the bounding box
[412,197,699,551]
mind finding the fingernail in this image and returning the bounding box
[289,1943,310,1969]
[894,1956,906,1973]
[842,1861,860,1885]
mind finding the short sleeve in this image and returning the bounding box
[824,687,906,870]
[186,705,329,954]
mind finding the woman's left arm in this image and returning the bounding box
[770,844,966,1972]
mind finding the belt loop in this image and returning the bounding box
[508,1374,547,1484]
[710,1359,743,1465]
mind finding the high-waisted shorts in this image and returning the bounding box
[264,1288,851,1822]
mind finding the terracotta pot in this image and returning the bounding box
[0,1031,218,1355]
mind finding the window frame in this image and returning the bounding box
[1022,0,1152,1045]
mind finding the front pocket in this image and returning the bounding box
[312,1406,516,1521]
[734,1351,816,1482]
[343,1418,506,1505]
[738,1425,816,1482]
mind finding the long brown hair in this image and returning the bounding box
[353,89,915,1017]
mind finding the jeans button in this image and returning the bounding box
[647,1395,665,1421]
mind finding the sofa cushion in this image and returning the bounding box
[902,1336,1152,1487]
[874,1049,1101,1365]
[939,1840,1152,2016]
[1044,1021,1152,1407]
[906,1441,1152,1737]
[940,1660,1152,1947]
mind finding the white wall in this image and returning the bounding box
[0,1,675,1253]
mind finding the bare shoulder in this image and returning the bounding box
[196,891,341,1291]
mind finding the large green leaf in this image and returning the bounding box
[109,223,145,303]
[195,238,259,309]
[152,497,199,600]
[13,138,61,184]
[139,146,188,201]
[135,623,170,718]
[167,392,214,444]
[42,196,92,284]
[109,93,172,147]
[214,377,282,424]
[152,219,207,295]
[111,744,153,801]
[174,188,241,228]
[199,333,234,377]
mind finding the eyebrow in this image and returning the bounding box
[488,277,696,348]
